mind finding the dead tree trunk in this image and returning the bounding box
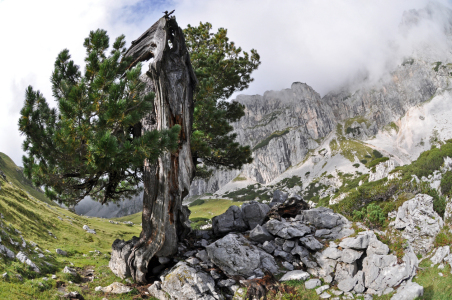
[109,15,197,284]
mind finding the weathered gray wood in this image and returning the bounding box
[110,15,197,284]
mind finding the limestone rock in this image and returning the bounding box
[272,190,288,203]
[391,281,424,300]
[249,224,274,243]
[101,282,132,294]
[0,244,15,259]
[263,219,311,239]
[280,270,310,281]
[56,248,67,256]
[206,233,279,277]
[158,262,222,300]
[82,225,96,234]
[63,266,77,276]
[16,251,39,273]
[299,235,324,251]
[430,246,450,264]
[212,205,247,235]
[339,234,369,250]
[392,194,443,254]
[305,278,322,289]
[241,201,270,229]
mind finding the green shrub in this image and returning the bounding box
[360,159,368,164]
[367,157,389,168]
[435,228,452,247]
[353,163,360,168]
[365,154,372,158]
[373,150,383,158]
[441,171,452,196]
[433,195,447,219]
[189,199,206,207]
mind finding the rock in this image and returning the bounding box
[299,235,324,251]
[339,234,369,250]
[338,275,358,292]
[280,270,310,282]
[305,278,321,289]
[322,247,342,260]
[101,282,132,294]
[241,201,270,229]
[212,205,247,235]
[339,249,363,264]
[249,224,274,243]
[430,246,450,264]
[2,272,8,279]
[94,286,102,292]
[52,275,57,279]
[390,281,424,300]
[56,248,67,256]
[263,219,311,239]
[272,190,288,203]
[218,279,236,287]
[63,266,77,276]
[109,237,139,279]
[282,261,294,271]
[393,194,443,254]
[63,291,84,299]
[262,241,276,254]
[320,292,331,298]
[298,207,346,229]
[16,252,40,273]
[148,282,170,300]
[157,262,222,300]
[367,234,390,256]
[0,244,15,259]
[196,250,209,262]
[316,285,329,295]
[335,262,357,282]
[291,243,310,258]
[353,271,365,293]
[362,244,418,293]
[82,225,96,234]
[206,233,279,277]
[282,240,295,252]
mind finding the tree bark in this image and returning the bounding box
[112,16,197,284]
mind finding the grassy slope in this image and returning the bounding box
[0,176,141,299]
[0,153,55,206]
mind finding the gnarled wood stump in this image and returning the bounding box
[109,15,197,284]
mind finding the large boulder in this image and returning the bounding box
[263,219,311,239]
[298,207,347,229]
[362,245,418,295]
[391,194,443,254]
[212,205,247,235]
[272,190,288,203]
[149,262,223,300]
[206,233,279,277]
[391,281,424,300]
[241,201,270,229]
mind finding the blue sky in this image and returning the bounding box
[0,0,451,165]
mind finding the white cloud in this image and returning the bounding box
[0,0,451,165]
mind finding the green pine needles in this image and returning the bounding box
[184,22,260,177]
[19,29,180,206]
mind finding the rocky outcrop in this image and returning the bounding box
[390,193,443,254]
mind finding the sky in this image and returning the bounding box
[1,0,452,166]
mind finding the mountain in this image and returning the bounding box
[188,5,452,201]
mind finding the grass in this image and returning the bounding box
[414,259,452,299]
[0,153,54,206]
[232,176,247,182]
[187,199,244,220]
[114,212,141,224]
[338,139,373,163]
[0,180,141,299]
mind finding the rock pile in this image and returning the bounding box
[142,192,428,299]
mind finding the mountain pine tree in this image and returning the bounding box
[19,29,180,207]
[184,22,261,177]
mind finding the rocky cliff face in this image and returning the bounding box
[189,57,451,197]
